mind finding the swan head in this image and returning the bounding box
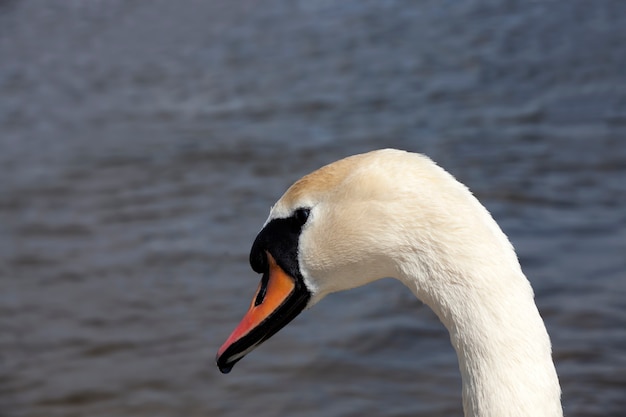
[216,149,514,373]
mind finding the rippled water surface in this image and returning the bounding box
[1,1,626,416]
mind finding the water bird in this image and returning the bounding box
[216,149,562,417]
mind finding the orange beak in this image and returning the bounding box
[216,251,310,373]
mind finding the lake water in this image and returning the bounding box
[1,1,625,416]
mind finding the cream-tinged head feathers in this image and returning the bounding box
[270,149,519,308]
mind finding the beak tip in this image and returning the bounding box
[216,352,236,374]
[218,364,233,374]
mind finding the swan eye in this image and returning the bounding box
[293,208,310,226]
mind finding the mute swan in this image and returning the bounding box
[216,149,562,417]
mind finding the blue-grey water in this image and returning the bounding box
[1,1,625,416]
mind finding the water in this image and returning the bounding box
[1,1,625,416]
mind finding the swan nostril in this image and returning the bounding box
[254,271,270,306]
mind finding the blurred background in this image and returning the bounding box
[1,0,625,416]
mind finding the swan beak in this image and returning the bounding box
[216,252,310,374]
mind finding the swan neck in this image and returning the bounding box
[399,266,562,417]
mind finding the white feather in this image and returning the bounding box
[271,149,562,417]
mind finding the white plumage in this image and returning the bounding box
[217,149,562,417]
[270,149,562,417]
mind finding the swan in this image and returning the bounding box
[216,149,562,417]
